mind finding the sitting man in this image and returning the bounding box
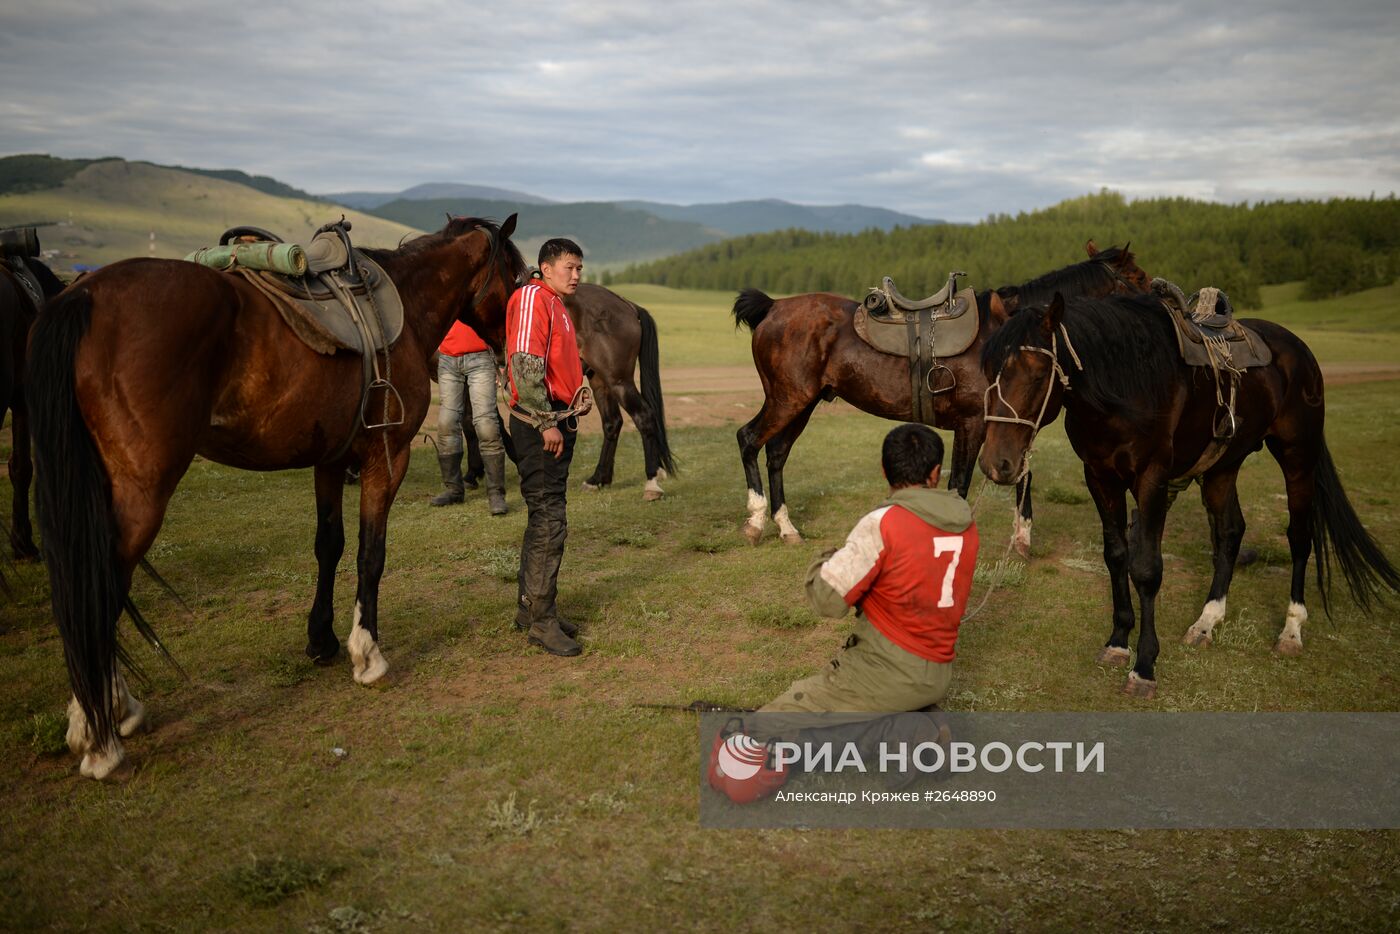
[710,424,979,801]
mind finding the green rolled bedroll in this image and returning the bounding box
[185,241,308,276]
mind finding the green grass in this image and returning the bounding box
[1,281,1398,930]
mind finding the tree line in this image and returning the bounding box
[606,191,1400,307]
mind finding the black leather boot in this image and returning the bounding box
[484,452,509,516]
[429,452,464,506]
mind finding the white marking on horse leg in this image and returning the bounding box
[67,695,90,754]
[80,738,126,781]
[113,670,147,738]
[774,505,803,544]
[655,467,668,482]
[1183,597,1226,647]
[643,476,664,501]
[348,602,388,685]
[1275,602,1306,656]
[581,480,602,492]
[1011,515,1033,558]
[744,490,769,544]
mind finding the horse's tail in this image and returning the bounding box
[1311,438,1400,616]
[636,304,676,476]
[28,287,129,756]
[732,288,774,332]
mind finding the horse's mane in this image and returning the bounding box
[362,216,525,275]
[1002,248,1132,311]
[982,292,1179,426]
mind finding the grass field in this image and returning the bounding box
[0,281,1397,931]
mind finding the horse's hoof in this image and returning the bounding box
[743,523,765,545]
[79,741,127,781]
[1182,625,1213,648]
[117,699,147,738]
[353,649,389,686]
[1121,672,1157,699]
[1097,646,1131,667]
[779,530,804,545]
[1012,541,1031,561]
[581,481,603,493]
[1273,635,1303,657]
[306,642,341,665]
[643,489,664,502]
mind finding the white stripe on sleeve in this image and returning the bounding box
[819,506,891,597]
[516,285,537,355]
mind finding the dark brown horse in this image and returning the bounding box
[29,216,526,778]
[731,244,1150,548]
[979,291,1399,698]
[0,254,66,560]
[566,283,675,500]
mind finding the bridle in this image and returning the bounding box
[982,322,1084,482]
[463,221,520,318]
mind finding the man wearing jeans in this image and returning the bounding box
[431,321,509,515]
[505,238,591,656]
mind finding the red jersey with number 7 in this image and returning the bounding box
[816,494,980,662]
[505,279,585,406]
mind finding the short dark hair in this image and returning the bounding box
[538,238,583,267]
[882,424,944,488]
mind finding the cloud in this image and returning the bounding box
[1,0,1396,220]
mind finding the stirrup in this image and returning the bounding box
[361,378,406,429]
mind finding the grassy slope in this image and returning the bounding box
[0,161,422,269]
[0,283,1397,930]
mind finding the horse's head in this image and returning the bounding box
[445,213,527,349]
[1086,240,1152,294]
[979,292,1074,485]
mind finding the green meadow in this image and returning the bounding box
[0,281,1396,931]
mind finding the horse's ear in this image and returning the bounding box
[1085,239,1099,257]
[501,213,518,239]
[1044,292,1065,332]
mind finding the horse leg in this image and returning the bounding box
[66,468,182,778]
[1123,477,1170,698]
[1265,437,1316,657]
[765,398,821,545]
[305,463,346,663]
[616,380,664,501]
[1084,467,1135,670]
[737,394,816,545]
[582,376,622,491]
[7,400,38,560]
[347,442,411,685]
[1183,466,1246,648]
[1011,473,1035,561]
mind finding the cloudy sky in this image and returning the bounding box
[2,0,1397,221]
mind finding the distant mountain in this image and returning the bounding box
[0,153,326,204]
[327,183,554,210]
[0,159,421,269]
[163,164,324,202]
[367,197,723,267]
[617,198,938,235]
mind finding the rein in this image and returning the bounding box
[983,323,1083,482]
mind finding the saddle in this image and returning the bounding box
[203,222,405,357]
[855,271,979,424]
[0,227,47,312]
[195,219,408,458]
[1151,278,1272,481]
[1151,278,1272,370]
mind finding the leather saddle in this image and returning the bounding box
[854,272,980,358]
[1150,279,1272,369]
[854,271,980,424]
[215,221,404,357]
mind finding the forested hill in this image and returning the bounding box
[608,192,1400,307]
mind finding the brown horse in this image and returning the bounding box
[0,254,66,560]
[731,243,1150,548]
[979,291,1399,697]
[566,283,676,499]
[29,216,526,778]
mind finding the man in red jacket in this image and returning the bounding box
[763,423,979,721]
[432,320,509,515]
[505,238,591,656]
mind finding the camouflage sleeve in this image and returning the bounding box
[510,352,551,414]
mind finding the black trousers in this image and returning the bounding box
[513,407,577,628]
